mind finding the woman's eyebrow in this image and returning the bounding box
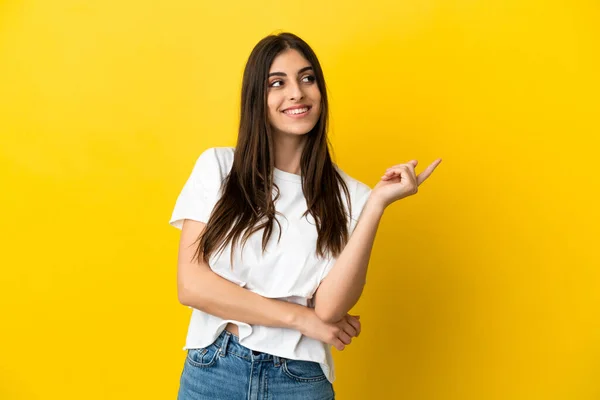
[268,66,313,77]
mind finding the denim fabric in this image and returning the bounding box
[177,329,335,399]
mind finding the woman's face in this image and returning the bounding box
[266,48,321,138]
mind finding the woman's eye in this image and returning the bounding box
[269,75,315,88]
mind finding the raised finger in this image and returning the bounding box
[382,165,413,179]
[386,160,418,171]
[416,159,442,186]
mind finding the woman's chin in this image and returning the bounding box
[273,126,315,137]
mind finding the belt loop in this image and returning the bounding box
[273,355,283,367]
[220,331,231,357]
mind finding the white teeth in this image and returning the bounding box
[284,107,309,115]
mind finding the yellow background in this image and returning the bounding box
[1,0,598,398]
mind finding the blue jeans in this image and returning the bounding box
[177,329,335,399]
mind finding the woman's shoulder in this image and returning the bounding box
[185,146,235,191]
[194,146,235,176]
[197,146,235,167]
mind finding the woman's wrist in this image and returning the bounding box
[286,303,311,333]
[363,193,387,216]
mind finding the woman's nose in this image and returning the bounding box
[287,82,304,100]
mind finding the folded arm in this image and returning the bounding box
[177,219,308,330]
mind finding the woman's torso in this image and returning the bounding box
[170,146,372,384]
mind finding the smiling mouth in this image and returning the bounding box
[282,106,311,116]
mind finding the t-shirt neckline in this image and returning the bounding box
[274,167,302,183]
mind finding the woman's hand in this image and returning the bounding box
[296,308,361,351]
[371,158,442,208]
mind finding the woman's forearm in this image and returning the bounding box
[179,265,308,331]
[313,195,385,322]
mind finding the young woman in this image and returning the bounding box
[170,32,441,400]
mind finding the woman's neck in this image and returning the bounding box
[273,133,307,175]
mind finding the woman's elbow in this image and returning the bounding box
[177,284,191,306]
[314,306,345,324]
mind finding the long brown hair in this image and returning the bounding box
[193,32,352,267]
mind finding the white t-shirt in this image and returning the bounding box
[169,146,372,383]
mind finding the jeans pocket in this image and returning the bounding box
[186,344,220,368]
[282,359,327,382]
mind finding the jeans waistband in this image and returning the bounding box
[213,329,286,366]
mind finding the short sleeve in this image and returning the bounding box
[348,181,372,236]
[317,179,372,284]
[169,148,224,230]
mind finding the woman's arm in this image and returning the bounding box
[313,196,385,323]
[177,219,305,328]
[176,219,361,350]
[313,158,442,323]
[180,262,306,329]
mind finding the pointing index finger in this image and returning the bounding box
[416,158,442,186]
